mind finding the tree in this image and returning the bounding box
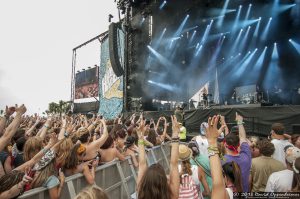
[47,100,71,116]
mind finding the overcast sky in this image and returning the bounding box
[0,0,119,114]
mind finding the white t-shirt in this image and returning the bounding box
[265,169,293,192]
[226,188,233,199]
[195,136,209,157]
[271,139,291,167]
[178,164,200,185]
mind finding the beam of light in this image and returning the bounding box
[207,36,226,69]
[148,80,177,92]
[289,39,300,54]
[189,30,197,45]
[240,18,260,28]
[245,4,252,21]
[200,20,213,45]
[195,45,203,56]
[173,14,189,38]
[145,28,166,69]
[272,42,279,59]
[139,17,145,26]
[253,17,261,38]
[238,26,251,52]
[159,0,167,10]
[263,43,280,88]
[217,0,230,28]
[147,45,173,68]
[278,4,297,12]
[226,51,251,75]
[232,5,242,33]
[235,48,258,76]
[182,26,198,33]
[272,0,280,14]
[206,31,230,42]
[228,29,243,56]
[261,17,272,41]
[253,46,268,71]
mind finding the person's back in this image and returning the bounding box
[251,156,285,191]
[271,139,291,166]
[223,134,251,192]
[270,123,292,166]
[251,139,285,192]
[265,146,300,192]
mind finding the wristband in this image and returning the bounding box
[138,140,145,145]
[44,125,50,129]
[237,121,244,125]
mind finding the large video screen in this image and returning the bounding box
[75,67,99,99]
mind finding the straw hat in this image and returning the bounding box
[178,144,192,161]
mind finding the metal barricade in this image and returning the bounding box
[18,143,172,199]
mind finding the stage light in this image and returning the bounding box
[261,17,273,41]
[159,0,167,10]
[228,28,243,56]
[217,0,230,28]
[253,46,268,72]
[232,5,242,32]
[289,39,300,54]
[238,26,251,52]
[245,4,252,21]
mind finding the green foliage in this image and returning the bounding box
[47,100,71,116]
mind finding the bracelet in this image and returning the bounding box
[207,146,219,152]
[4,114,10,120]
[138,140,145,145]
[236,121,244,125]
[64,131,69,138]
[44,125,50,129]
[42,148,49,154]
[171,137,180,140]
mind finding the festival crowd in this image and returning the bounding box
[0,104,300,199]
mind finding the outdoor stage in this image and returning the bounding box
[136,105,300,137]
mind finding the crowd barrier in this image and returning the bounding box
[18,143,172,199]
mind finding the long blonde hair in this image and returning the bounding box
[31,160,56,188]
[74,185,109,199]
[56,138,74,167]
[24,137,43,162]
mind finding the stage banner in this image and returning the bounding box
[98,31,124,119]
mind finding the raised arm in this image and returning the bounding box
[206,116,229,199]
[137,116,147,189]
[0,106,15,136]
[0,105,26,152]
[220,115,229,136]
[25,117,41,137]
[236,113,247,143]
[87,119,108,151]
[169,115,180,199]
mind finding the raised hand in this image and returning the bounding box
[171,115,180,138]
[5,106,16,116]
[206,115,221,144]
[136,117,146,139]
[15,104,27,115]
[236,112,243,123]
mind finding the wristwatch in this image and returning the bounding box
[208,150,219,158]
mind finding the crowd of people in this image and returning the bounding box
[0,104,300,199]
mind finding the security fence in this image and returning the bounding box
[18,143,172,199]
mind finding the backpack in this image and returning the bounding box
[179,174,201,199]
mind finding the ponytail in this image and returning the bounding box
[231,162,243,192]
[222,161,243,192]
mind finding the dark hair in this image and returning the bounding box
[124,136,136,149]
[271,123,285,135]
[12,129,25,143]
[0,170,24,194]
[138,163,171,199]
[100,135,114,149]
[224,133,240,147]
[64,144,81,170]
[188,141,200,157]
[291,134,300,146]
[292,157,300,191]
[257,139,275,157]
[124,120,131,127]
[146,129,157,146]
[223,161,243,192]
[115,129,127,139]
[16,136,27,152]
